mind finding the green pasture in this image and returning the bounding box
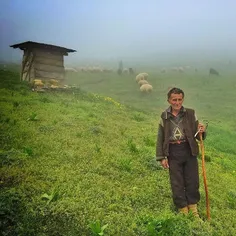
[0,67,236,235]
[66,69,236,128]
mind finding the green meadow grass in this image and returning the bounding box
[0,68,236,235]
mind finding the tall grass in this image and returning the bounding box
[0,67,236,235]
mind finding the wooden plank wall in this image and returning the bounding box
[32,49,65,82]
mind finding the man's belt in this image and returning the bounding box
[169,140,187,144]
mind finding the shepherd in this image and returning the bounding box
[156,87,207,218]
[117,60,123,76]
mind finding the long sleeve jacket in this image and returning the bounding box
[156,107,206,161]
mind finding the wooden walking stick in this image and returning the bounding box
[199,131,210,220]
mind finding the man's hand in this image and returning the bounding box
[198,123,206,133]
[195,123,206,137]
[161,159,169,169]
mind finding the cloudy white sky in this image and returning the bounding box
[1,0,236,65]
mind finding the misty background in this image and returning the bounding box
[1,0,236,69]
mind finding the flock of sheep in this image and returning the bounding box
[160,66,191,73]
[65,66,113,73]
[32,79,69,91]
[135,72,153,93]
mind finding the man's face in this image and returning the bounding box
[168,93,184,112]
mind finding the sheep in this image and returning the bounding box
[91,66,102,73]
[79,67,87,72]
[135,73,145,82]
[135,72,149,82]
[65,67,78,72]
[209,68,219,76]
[140,84,153,93]
[184,66,191,69]
[103,68,113,73]
[49,79,59,86]
[140,72,149,80]
[33,79,44,87]
[122,68,129,74]
[138,80,149,87]
[50,84,59,89]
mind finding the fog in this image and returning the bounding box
[1,0,236,68]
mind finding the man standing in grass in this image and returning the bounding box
[156,87,206,217]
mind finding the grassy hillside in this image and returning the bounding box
[0,68,236,235]
[66,69,236,128]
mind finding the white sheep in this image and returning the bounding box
[140,84,153,93]
[135,73,144,82]
[65,67,78,72]
[33,79,44,87]
[122,68,129,74]
[140,72,149,80]
[184,66,191,69]
[50,84,59,89]
[49,79,59,86]
[136,72,149,82]
[138,80,149,87]
[91,66,102,73]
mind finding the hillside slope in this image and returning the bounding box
[0,69,236,235]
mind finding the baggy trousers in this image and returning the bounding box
[168,142,200,208]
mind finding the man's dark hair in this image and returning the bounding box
[167,87,184,99]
